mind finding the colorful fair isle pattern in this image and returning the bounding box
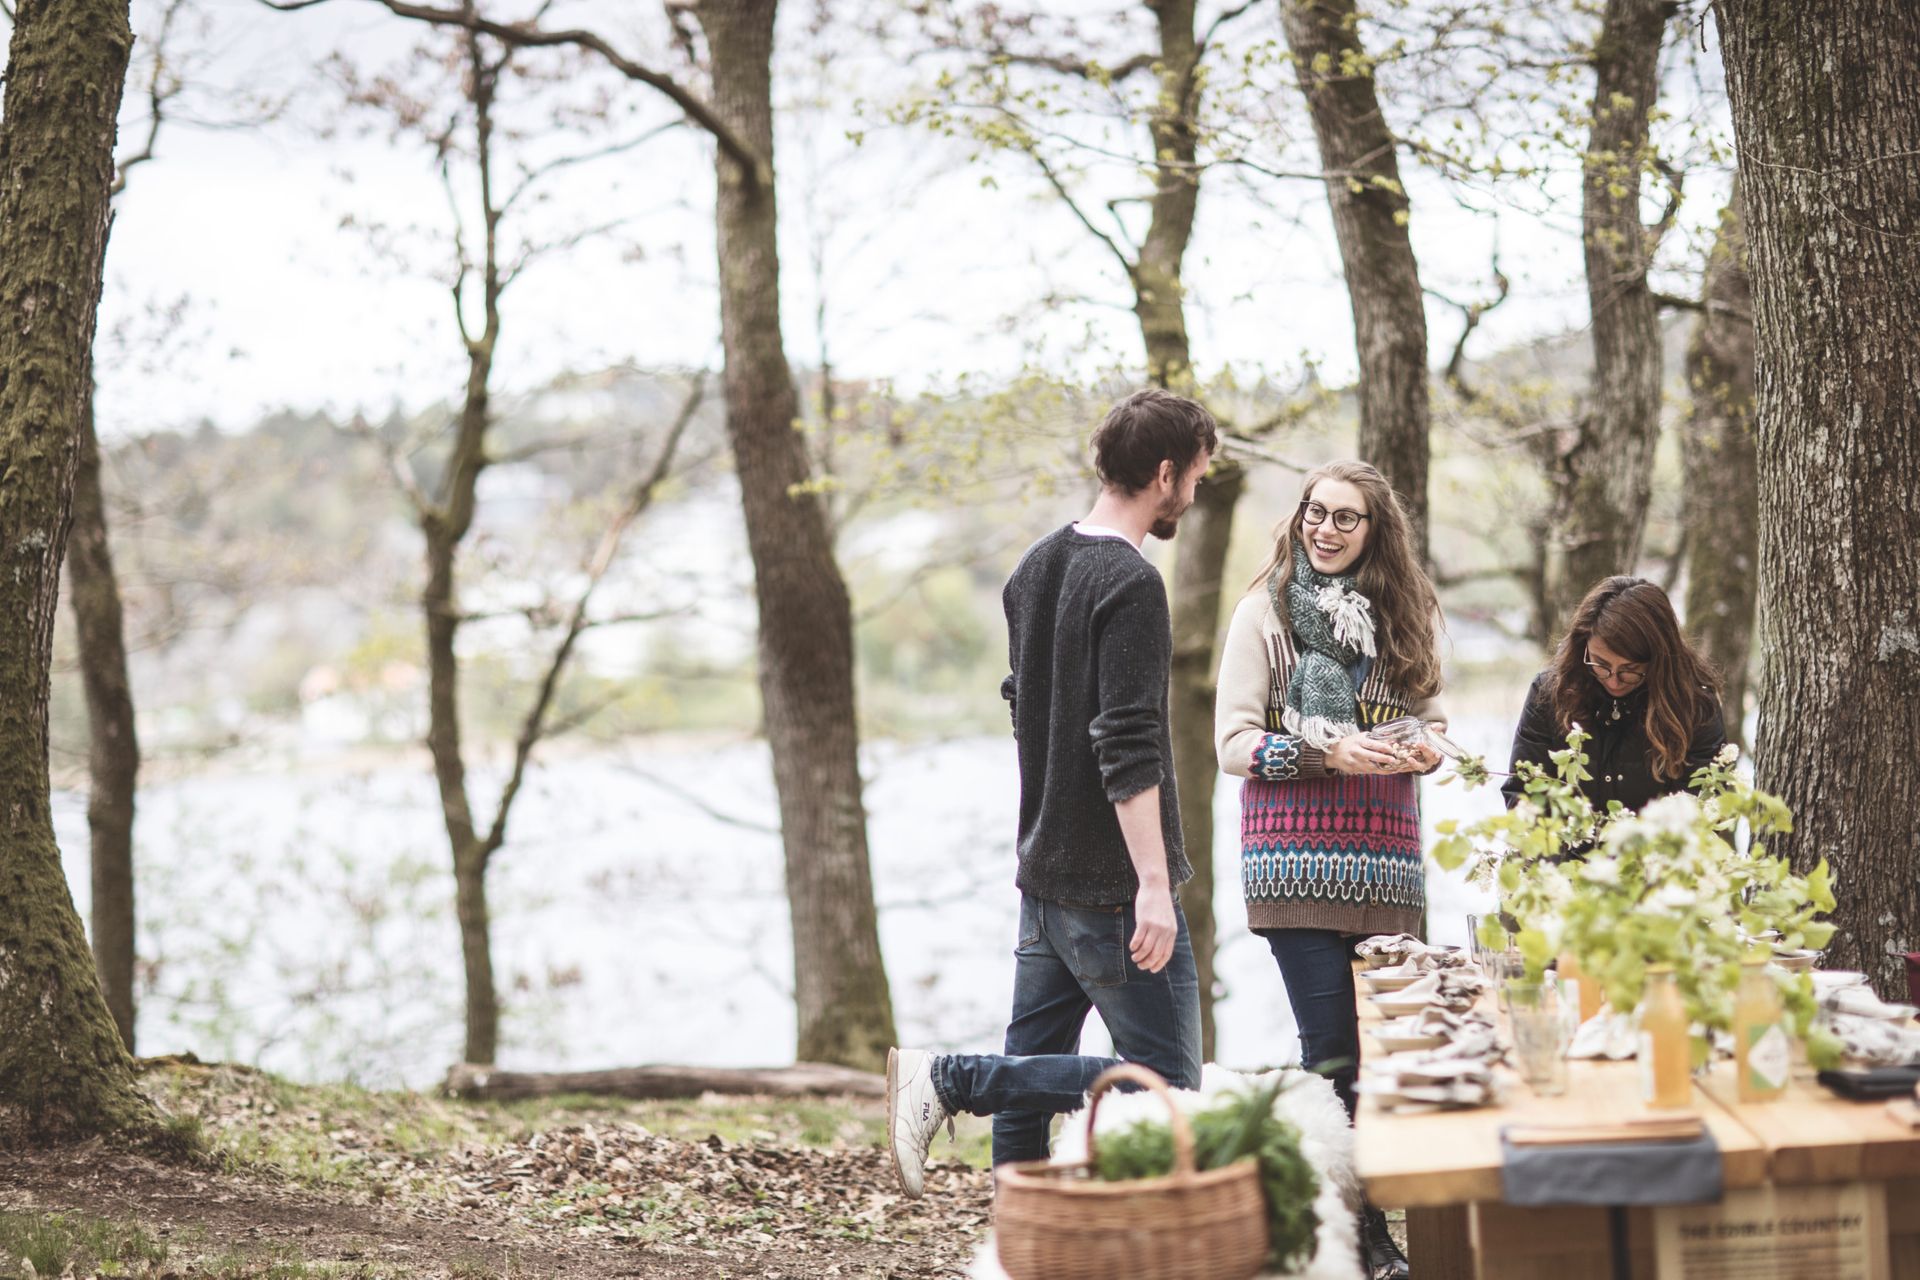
[1251,733,1305,781]
[1239,772,1425,910]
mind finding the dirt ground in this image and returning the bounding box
[0,1062,996,1279]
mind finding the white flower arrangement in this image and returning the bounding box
[1431,728,1841,1066]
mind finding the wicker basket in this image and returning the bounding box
[993,1063,1269,1280]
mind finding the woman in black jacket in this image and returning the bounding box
[1505,576,1727,817]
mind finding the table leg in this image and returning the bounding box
[1406,1205,1473,1280]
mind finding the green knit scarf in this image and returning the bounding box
[1270,541,1377,748]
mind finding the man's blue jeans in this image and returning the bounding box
[1260,927,1360,1120]
[931,893,1202,1166]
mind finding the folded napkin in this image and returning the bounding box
[1361,1006,1505,1112]
[1822,985,1920,1022]
[1567,1009,1638,1060]
[1355,933,1466,971]
[1357,1054,1498,1112]
[1376,968,1486,1013]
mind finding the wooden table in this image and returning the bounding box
[1352,976,1920,1279]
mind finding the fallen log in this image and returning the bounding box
[441,1061,887,1102]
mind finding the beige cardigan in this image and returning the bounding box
[1215,591,1447,776]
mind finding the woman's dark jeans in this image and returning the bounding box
[1260,927,1360,1120]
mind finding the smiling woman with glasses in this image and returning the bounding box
[1215,459,1446,1280]
[1504,576,1727,834]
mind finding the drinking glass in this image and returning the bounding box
[1506,981,1572,1096]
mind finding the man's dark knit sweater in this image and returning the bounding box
[999,525,1189,904]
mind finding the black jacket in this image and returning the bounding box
[1502,671,1726,816]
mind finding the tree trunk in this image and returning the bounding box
[0,0,157,1144]
[1125,0,1236,1062]
[697,0,897,1071]
[417,28,506,1068]
[1546,0,1673,630]
[1681,182,1756,749]
[1281,0,1431,559]
[1132,0,1199,391]
[68,384,141,1054]
[1714,0,1920,999]
[428,343,497,1064]
[1171,463,1242,1062]
[443,1061,884,1102]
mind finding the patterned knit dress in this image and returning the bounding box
[1214,591,1446,938]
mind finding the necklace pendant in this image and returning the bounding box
[1610,700,1622,722]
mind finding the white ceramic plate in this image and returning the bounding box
[1371,992,1440,1016]
[1361,971,1425,993]
[1369,1028,1449,1053]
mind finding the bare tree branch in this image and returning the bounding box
[478,372,707,861]
[983,49,1156,80]
[484,428,603,467]
[1218,431,1310,473]
[614,761,778,834]
[1021,137,1135,277]
[254,0,770,188]
[112,0,192,195]
[1431,255,1513,403]
[1198,0,1261,56]
[345,414,435,518]
[499,120,681,215]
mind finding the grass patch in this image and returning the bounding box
[0,1211,422,1280]
[0,1208,165,1278]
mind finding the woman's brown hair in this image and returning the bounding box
[1248,460,1444,700]
[1549,576,1721,780]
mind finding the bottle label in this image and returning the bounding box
[1747,1023,1791,1090]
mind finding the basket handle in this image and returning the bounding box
[1081,1063,1198,1179]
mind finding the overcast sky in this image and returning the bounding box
[86,0,1735,439]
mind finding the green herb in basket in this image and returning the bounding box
[1090,1078,1320,1271]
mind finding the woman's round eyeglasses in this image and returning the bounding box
[1299,500,1371,533]
[1584,647,1647,687]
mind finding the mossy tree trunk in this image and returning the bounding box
[1543,0,1676,631]
[1681,183,1756,748]
[1714,0,1920,998]
[697,0,897,1070]
[1282,0,1431,559]
[0,0,158,1143]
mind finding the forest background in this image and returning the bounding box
[6,0,1913,1146]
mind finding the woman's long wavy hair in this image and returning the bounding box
[1248,460,1444,700]
[1549,576,1720,780]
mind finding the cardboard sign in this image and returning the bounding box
[1654,1182,1888,1280]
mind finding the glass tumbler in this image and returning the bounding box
[1506,981,1572,1096]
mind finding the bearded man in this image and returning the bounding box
[886,387,1216,1194]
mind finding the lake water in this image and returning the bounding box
[56,721,1513,1088]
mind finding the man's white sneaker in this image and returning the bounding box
[887,1047,954,1199]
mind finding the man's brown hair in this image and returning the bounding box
[1090,388,1219,494]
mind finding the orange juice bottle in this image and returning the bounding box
[1639,966,1692,1109]
[1557,950,1605,1024]
[1734,958,1790,1102]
